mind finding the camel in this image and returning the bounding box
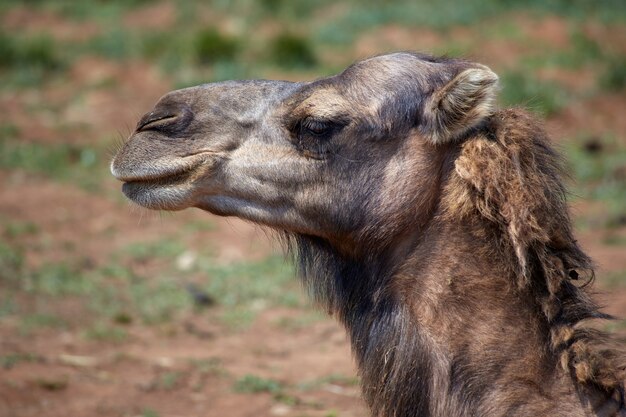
[111,52,626,416]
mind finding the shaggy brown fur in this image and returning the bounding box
[111,52,626,416]
[442,109,626,414]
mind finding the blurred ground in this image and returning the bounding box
[0,1,625,417]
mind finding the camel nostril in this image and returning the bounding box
[137,113,178,131]
[136,104,194,135]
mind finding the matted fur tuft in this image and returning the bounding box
[442,108,626,403]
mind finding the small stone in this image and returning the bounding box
[270,404,291,416]
[58,354,98,367]
[176,251,197,271]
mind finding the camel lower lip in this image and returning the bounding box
[120,164,198,201]
[121,179,193,211]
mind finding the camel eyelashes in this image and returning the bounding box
[302,119,332,135]
[298,118,345,138]
[292,117,347,159]
[301,118,332,135]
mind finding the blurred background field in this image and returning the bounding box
[0,1,625,416]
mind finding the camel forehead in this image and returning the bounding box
[291,86,354,118]
[342,52,449,85]
[348,53,429,74]
[289,53,454,117]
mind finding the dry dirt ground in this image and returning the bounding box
[0,4,625,417]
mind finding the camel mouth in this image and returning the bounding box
[122,168,194,188]
[111,152,214,184]
[112,152,217,210]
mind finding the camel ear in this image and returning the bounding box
[422,65,499,144]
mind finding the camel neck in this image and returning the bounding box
[290,220,620,416]
[348,215,626,416]
[341,219,573,417]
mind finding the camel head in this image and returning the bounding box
[111,53,498,252]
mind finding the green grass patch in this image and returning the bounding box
[141,409,161,417]
[159,371,183,390]
[316,0,626,48]
[182,219,216,233]
[258,0,288,14]
[600,56,626,91]
[298,373,360,391]
[273,310,325,331]
[3,221,40,239]
[603,234,626,246]
[543,30,604,70]
[269,33,317,69]
[189,357,226,377]
[219,308,257,329]
[0,352,42,370]
[124,239,186,262]
[516,28,622,89]
[83,322,128,343]
[89,262,191,325]
[604,270,626,289]
[0,245,189,326]
[84,26,254,83]
[605,318,626,332]
[0,30,66,88]
[12,252,297,329]
[234,374,283,394]
[86,28,134,61]
[25,262,94,296]
[0,0,148,23]
[0,138,104,191]
[0,295,16,317]
[499,71,569,116]
[143,31,197,74]
[3,233,302,328]
[87,26,245,78]
[256,0,336,18]
[0,240,24,283]
[199,255,301,311]
[0,123,19,140]
[193,29,239,64]
[130,279,190,324]
[20,313,67,333]
[0,31,62,70]
[564,136,626,219]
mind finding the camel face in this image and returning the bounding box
[111,52,497,248]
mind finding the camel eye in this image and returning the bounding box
[300,118,333,137]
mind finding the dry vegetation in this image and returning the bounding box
[0,1,625,416]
